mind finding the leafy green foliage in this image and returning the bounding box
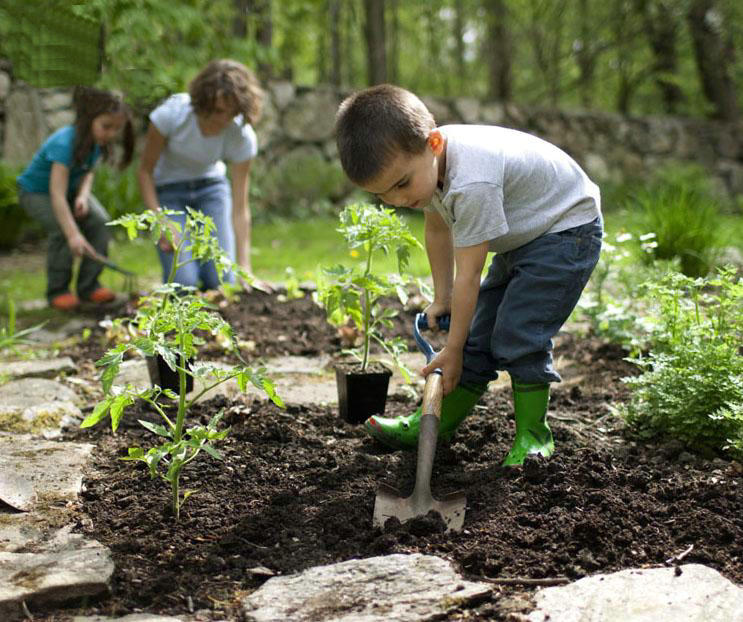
[0,299,45,352]
[317,203,423,379]
[92,165,144,223]
[627,165,728,277]
[82,208,283,519]
[616,269,743,458]
[72,0,265,108]
[0,161,37,251]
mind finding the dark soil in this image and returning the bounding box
[38,290,743,620]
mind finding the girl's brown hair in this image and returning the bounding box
[189,59,263,125]
[72,86,135,169]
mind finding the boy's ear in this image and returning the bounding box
[428,129,444,156]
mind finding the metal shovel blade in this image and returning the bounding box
[373,482,466,532]
[0,470,36,512]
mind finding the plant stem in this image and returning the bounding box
[361,238,374,371]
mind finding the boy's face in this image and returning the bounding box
[361,130,445,210]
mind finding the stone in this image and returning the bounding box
[454,97,480,124]
[261,145,349,205]
[421,96,453,125]
[284,89,338,141]
[241,553,491,621]
[0,540,113,620]
[0,378,81,437]
[73,615,183,622]
[526,564,743,622]
[0,71,10,100]
[47,109,75,131]
[0,436,93,510]
[479,102,506,125]
[583,153,611,183]
[268,80,295,110]
[255,95,279,146]
[0,357,75,380]
[40,90,73,112]
[3,86,48,165]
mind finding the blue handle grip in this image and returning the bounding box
[414,313,450,364]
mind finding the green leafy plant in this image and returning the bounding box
[82,208,284,518]
[0,299,46,352]
[628,165,727,277]
[316,202,423,380]
[616,268,743,458]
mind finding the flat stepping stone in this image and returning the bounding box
[0,536,113,619]
[241,553,491,621]
[73,615,183,622]
[527,564,743,622]
[0,357,75,379]
[24,318,98,344]
[0,436,93,511]
[0,378,81,437]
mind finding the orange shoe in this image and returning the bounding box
[50,293,80,311]
[87,287,116,304]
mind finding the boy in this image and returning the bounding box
[335,84,602,466]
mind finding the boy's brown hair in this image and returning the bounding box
[189,59,263,125]
[335,84,436,184]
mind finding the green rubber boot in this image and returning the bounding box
[502,381,554,466]
[364,383,486,450]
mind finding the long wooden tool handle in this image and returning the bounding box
[421,371,443,421]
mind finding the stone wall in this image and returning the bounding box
[2,68,742,209]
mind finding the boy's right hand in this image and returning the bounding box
[423,301,451,331]
[67,231,97,258]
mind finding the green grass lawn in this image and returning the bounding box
[1,206,740,323]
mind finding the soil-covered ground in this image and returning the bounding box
[36,290,743,620]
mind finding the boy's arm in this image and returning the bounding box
[424,210,454,317]
[423,240,489,394]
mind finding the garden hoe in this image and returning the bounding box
[373,313,466,532]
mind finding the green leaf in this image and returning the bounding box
[203,443,223,460]
[138,419,171,438]
[80,397,113,428]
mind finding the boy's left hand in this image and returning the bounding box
[422,346,462,395]
[73,195,90,219]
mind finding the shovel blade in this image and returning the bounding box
[373,483,466,532]
[0,471,36,512]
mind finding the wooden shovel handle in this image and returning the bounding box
[421,371,444,420]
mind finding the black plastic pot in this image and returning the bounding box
[146,355,194,393]
[335,362,392,424]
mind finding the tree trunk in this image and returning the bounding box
[329,0,342,86]
[575,0,595,108]
[453,0,467,91]
[233,0,250,37]
[483,0,512,101]
[635,0,684,114]
[388,0,400,83]
[364,0,387,85]
[687,0,739,122]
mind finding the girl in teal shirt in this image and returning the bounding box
[17,86,134,311]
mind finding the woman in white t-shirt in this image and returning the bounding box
[138,59,271,292]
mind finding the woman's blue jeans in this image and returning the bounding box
[156,177,235,289]
[461,217,603,386]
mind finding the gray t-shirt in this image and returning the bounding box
[427,125,600,253]
[150,93,258,185]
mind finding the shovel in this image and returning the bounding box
[87,250,135,277]
[372,313,466,532]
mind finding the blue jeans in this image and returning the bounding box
[156,177,235,289]
[461,217,603,386]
